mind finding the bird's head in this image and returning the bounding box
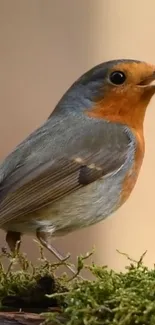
[53,59,155,130]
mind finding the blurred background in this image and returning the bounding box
[0,0,155,272]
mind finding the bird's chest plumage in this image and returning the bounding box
[119,130,144,206]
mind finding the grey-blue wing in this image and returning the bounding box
[0,116,134,226]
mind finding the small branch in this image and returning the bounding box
[0,312,45,325]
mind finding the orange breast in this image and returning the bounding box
[119,129,145,205]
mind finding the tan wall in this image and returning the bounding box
[0,0,155,271]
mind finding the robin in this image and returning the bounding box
[0,59,154,272]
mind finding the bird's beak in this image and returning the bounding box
[137,71,155,88]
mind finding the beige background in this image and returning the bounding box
[0,0,155,272]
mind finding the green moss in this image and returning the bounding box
[0,243,69,311]
[1,245,155,324]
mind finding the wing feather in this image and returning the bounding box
[0,118,133,226]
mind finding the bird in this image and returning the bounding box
[0,59,154,273]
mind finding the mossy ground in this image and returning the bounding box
[0,244,155,325]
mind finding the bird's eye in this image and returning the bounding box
[109,71,126,85]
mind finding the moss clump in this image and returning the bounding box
[0,244,69,311]
[44,251,155,325]
[1,246,155,324]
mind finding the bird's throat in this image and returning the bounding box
[86,87,154,131]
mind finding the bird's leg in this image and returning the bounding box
[36,230,79,276]
[6,231,21,254]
